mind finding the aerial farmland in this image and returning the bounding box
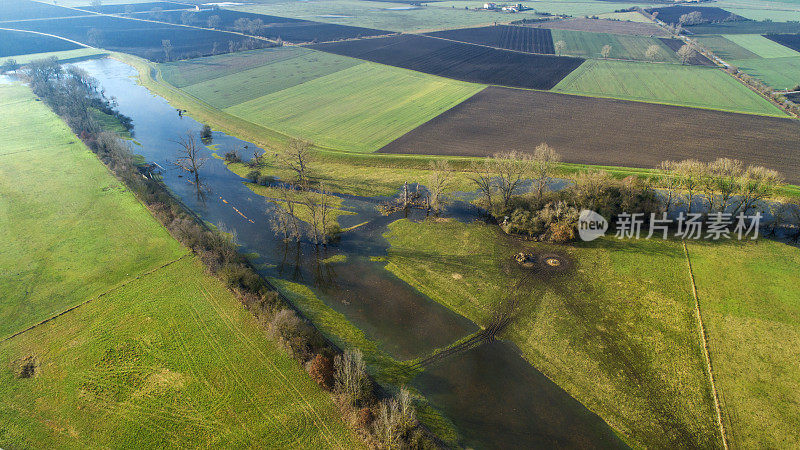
[1,0,799,448]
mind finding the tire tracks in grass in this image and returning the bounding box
[0,253,192,344]
[199,286,345,449]
[682,240,729,450]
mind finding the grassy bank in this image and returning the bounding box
[0,83,361,448]
[382,218,721,448]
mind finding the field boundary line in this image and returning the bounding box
[682,240,729,450]
[0,253,191,344]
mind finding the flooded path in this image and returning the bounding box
[73,57,626,449]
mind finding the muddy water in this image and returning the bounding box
[73,57,626,449]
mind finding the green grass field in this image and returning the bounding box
[550,29,677,61]
[382,219,720,448]
[687,239,800,448]
[2,48,106,64]
[552,59,788,116]
[695,35,760,61]
[730,56,800,90]
[723,34,800,58]
[0,83,361,448]
[160,47,313,88]
[233,0,526,32]
[225,62,485,152]
[0,85,185,339]
[175,49,359,109]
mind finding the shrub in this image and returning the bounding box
[268,309,313,358]
[334,349,371,405]
[257,174,274,186]
[356,406,374,428]
[223,150,241,163]
[307,354,334,390]
[245,170,260,183]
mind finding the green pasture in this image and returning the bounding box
[550,29,677,61]
[552,59,788,116]
[382,218,720,448]
[687,239,800,449]
[159,47,309,88]
[178,50,359,109]
[695,35,760,61]
[0,258,362,448]
[2,47,106,64]
[430,1,653,18]
[224,63,485,153]
[0,84,185,339]
[723,34,800,58]
[730,56,800,90]
[0,83,359,447]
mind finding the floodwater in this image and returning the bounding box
[72,57,627,449]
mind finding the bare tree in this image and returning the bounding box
[469,159,494,212]
[1,59,19,74]
[677,44,695,65]
[87,28,102,47]
[554,40,566,56]
[161,39,173,62]
[174,132,206,185]
[207,14,221,28]
[735,165,783,214]
[427,160,452,213]
[493,151,532,210]
[656,160,681,212]
[703,158,742,213]
[180,10,195,25]
[90,0,101,7]
[277,138,313,185]
[645,44,661,62]
[600,44,612,59]
[679,10,704,26]
[303,188,334,245]
[374,388,417,447]
[531,143,561,199]
[334,349,370,405]
[675,159,704,213]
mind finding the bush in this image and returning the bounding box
[356,406,374,428]
[223,150,241,163]
[268,309,313,358]
[307,354,334,390]
[334,349,371,406]
[245,170,260,183]
[257,174,274,186]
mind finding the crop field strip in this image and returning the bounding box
[164,48,361,109]
[695,35,760,60]
[0,28,82,58]
[1,14,273,62]
[520,17,669,37]
[551,29,679,62]
[0,82,361,448]
[764,33,800,54]
[724,33,800,58]
[686,20,800,35]
[729,56,800,90]
[223,62,485,152]
[121,8,391,44]
[425,25,555,54]
[81,1,191,14]
[379,86,800,185]
[310,34,584,90]
[552,59,785,115]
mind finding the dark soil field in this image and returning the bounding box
[310,34,584,90]
[521,17,669,37]
[380,87,800,184]
[0,0,86,21]
[645,5,745,25]
[764,34,800,53]
[659,38,715,65]
[126,8,389,43]
[2,15,271,62]
[81,2,191,14]
[0,29,81,58]
[425,25,555,54]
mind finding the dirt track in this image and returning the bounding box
[379,87,800,184]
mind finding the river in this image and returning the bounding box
[72,57,627,449]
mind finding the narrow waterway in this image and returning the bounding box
[73,57,627,449]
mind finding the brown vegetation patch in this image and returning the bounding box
[380,87,800,185]
[13,355,38,379]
